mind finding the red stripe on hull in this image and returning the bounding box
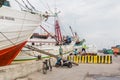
[0,41,27,66]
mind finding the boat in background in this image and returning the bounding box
[14,9,78,61]
[0,0,46,66]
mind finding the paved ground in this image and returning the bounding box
[17,55,120,80]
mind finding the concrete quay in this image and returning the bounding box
[19,63,120,80]
[1,55,120,80]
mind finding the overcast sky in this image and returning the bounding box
[11,0,120,49]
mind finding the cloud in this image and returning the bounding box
[51,0,120,49]
[11,0,120,49]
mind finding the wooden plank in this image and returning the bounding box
[24,45,58,59]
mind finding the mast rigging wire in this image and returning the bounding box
[0,32,15,45]
[38,0,54,14]
[26,0,37,11]
[38,0,49,10]
[21,0,32,11]
[46,3,54,14]
[15,0,28,10]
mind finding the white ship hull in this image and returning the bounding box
[0,6,43,66]
[0,6,42,50]
[14,38,75,61]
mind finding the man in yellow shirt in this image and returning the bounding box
[82,44,87,53]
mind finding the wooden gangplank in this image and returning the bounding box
[24,45,78,65]
[24,44,58,59]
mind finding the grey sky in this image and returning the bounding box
[11,0,120,49]
[44,0,120,49]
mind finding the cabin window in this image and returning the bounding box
[3,1,10,7]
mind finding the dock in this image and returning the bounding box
[0,54,120,80]
[15,55,120,80]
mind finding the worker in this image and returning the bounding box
[74,48,78,55]
[55,56,62,67]
[59,45,63,56]
[82,44,87,53]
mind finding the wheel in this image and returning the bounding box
[42,64,47,74]
[49,58,52,71]
[68,62,72,68]
[43,67,47,74]
[55,64,59,67]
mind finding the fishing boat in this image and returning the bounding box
[14,10,78,61]
[18,12,79,59]
[0,0,46,66]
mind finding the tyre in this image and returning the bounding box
[42,64,47,74]
[55,64,60,67]
[43,67,47,74]
[68,62,72,68]
[49,59,52,71]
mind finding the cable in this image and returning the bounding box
[38,0,49,10]
[46,3,54,14]
[26,0,37,11]
[43,21,54,27]
[21,0,32,11]
[38,0,54,14]
[0,32,15,45]
[15,0,28,10]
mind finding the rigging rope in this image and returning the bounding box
[26,0,37,11]
[15,0,28,10]
[43,21,54,27]
[21,0,32,11]
[0,32,15,45]
[38,0,49,10]
[46,3,54,14]
[16,12,27,43]
[38,0,53,14]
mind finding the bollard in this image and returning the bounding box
[73,55,76,63]
[101,56,105,64]
[93,55,97,64]
[67,56,72,61]
[110,55,112,64]
[105,55,108,64]
[107,55,112,64]
[85,55,88,63]
[78,56,81,63]
[98,55,101,64]
[73,55,78,63]
[76,56,79,64]
[81,56,85,63]
[87,55,91,64]
[90,56,94,64]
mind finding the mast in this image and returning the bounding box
[69,26,74,37]
[40,8,62,45]
[54,9,62,45]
